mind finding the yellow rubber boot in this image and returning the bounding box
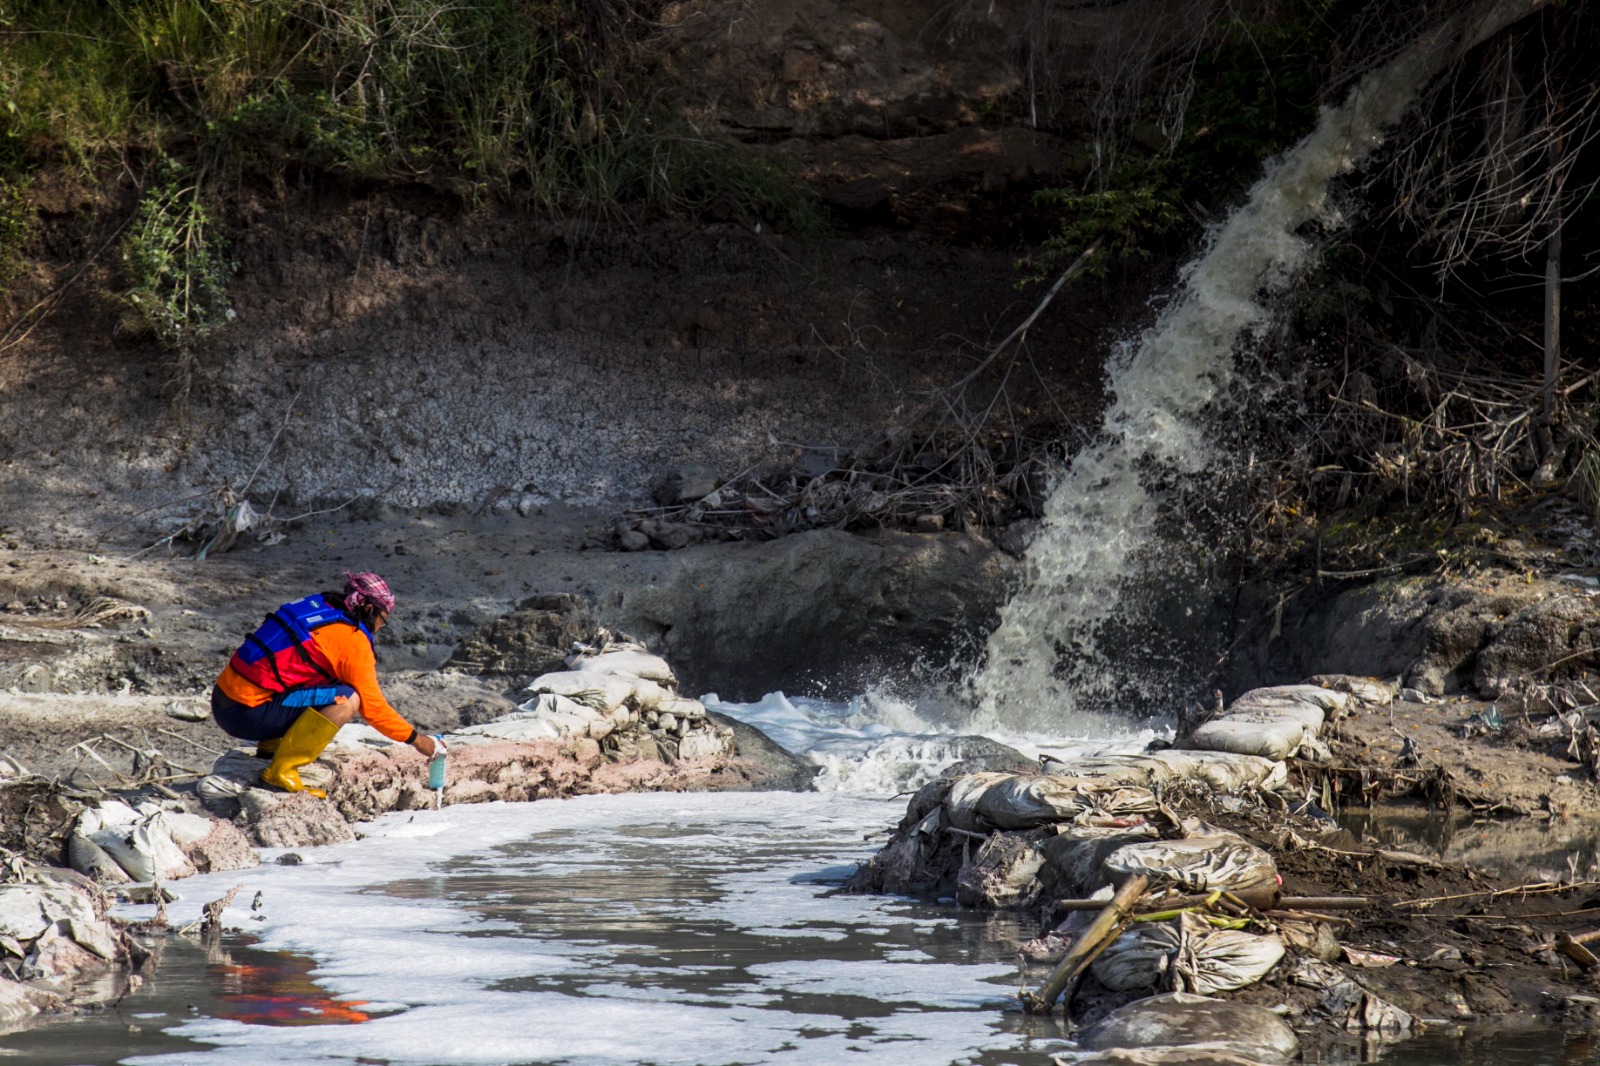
[254,737,280,759]
[260,708,339,799]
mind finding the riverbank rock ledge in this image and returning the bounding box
[188,634,810,850]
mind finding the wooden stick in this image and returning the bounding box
[1278,896,1372,911]
[1396,879,1600,910]
[1267,909,1357,928]
[1532,928,1600,953]
[944,827,990,841]
[1053,885,1303,914]
[1023,874,1148,1016]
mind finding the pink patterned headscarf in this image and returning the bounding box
[343,571,394,614]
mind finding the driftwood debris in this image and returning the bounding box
[1555,930,1600,969]
[1023,874,1149,1016]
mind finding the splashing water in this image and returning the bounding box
[970,2,1538,728]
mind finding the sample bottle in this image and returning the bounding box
[427,739,447,790]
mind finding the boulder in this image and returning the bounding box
[611,529,1012,699]
[651,464,718,505]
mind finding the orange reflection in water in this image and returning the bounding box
[214,953,373,1027]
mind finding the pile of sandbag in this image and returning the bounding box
[65,799,257,885]
[878,751,1288,909]
[484,633,733,760]
[1188,684,1350,761]
[0,861,131,1023]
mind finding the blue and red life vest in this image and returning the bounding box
[228,595,373,693]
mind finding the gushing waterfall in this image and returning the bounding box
[970,1,1545,727]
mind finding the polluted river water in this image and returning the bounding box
[4,694,1598,1065]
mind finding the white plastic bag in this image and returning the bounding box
[91,816,196,882]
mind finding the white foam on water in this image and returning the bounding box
[706,689,1157,796]
[125,791,1038,1066]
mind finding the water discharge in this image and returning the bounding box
[970,0,1550,728]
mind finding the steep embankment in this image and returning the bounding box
[0,0,1184,546]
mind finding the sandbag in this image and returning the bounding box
[66,834,131,885]
[1189,715,1305,761]
[1232,684,1349,714]
[1045,751,1288,793]
[676,729,728,759]
[1177,752,1290,793]
[506,693,606,736]
[91,814,196,882]
[1040,826,1161,897]
[974,774,1087,829]
[570,649,676,685]
[1306,674,1395,707]
[1091,921,1183,991]
[943,772,1012,833]
[655,695,708,721]
[512,692,604,721]
[525,670,635,713]
[459,716,563,741]
[1078,993,1299,1064]
[1171,913,1285,993]
[1102,834,1279,893]
[629,677,670,711]
[158,810,215,847]
[75,800,139,834]
[1223,698,1325,735]
[1076,785,1164,822]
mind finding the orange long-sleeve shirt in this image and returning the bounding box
[215,621,415,742]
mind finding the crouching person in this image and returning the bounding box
[210,571,438,797]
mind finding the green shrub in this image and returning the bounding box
[0,174,34,289]
[0,0,820,227]
[120,159,230,352]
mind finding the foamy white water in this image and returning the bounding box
[121,793,1039,1066]
[971,2,1534,727]
[706,690,1156,794]
[97,694,1156,1066]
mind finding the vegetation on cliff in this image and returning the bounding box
[0,0,817,371]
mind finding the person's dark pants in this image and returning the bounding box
[211,684,356,742]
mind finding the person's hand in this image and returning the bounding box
[412,733,438,758]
